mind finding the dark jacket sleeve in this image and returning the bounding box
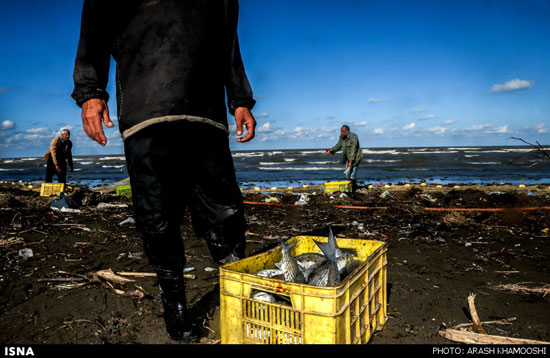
[67,141,74,171]
[331,138,343,153]
[71,0,112,107]
[225,0,256,115]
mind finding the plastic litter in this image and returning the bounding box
[380,190,392,199]
[96,202,128,209]
[119,217,136,226]
[50,193,80,211]
[18,248,33,259]
[293,193,309,205]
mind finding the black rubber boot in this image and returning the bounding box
[158,275,199,342]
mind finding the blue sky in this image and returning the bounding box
[0,0,549,158]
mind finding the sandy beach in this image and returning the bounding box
[0,181,549,344]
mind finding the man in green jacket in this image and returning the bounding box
[325,125,363,190]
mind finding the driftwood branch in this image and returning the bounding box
[489,283,550,296]
[510,137,550,161]
[439,294,550,345]
[439,329,550,345]
[452,317,517,330]
[467,293,486,334]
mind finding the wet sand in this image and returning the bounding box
[0,181,549,344]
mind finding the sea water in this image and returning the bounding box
[0,146,548,188]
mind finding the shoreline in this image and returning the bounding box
[1,177,549,344]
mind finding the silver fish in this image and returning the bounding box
[279,240,306,284]
[310,239,340,287]
[252,290,277,303]
[256,269,285,280]
[328,227,352,273]
[296,252,326,264]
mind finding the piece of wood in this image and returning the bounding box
[93,269,135,284]
[467,293,486,334]
[490,283,550,295]
[439,329,550,345]
[452,317,516,330]
[117,271,195,280]
[117,272,156,278]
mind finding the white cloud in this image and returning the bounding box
[1,120,15,130]
[410,108,424,113]
[368,97,386,104]
[428,126,447,135]
[467,124,491,131]
[347,121,368,128]
[403,122,416,130]
[254,112,269,119]
[257,122,273,133]
[372,128,385,135]
[488,79,534,93]
[443,120,456,125]
[419,114,438,120]
[486,125,509,134]
[532,124,549,134]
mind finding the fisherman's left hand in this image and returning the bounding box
[348,161,353,167]
[81,98,114,146]
[235,107,256,142]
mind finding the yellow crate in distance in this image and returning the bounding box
[219,235,388,344]
[40,183,65,197]
[321,180,352,193]
[116,184,132,199]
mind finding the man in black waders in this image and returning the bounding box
[325,125,363,191]
[44,129,74,184]
[71,1,256,341]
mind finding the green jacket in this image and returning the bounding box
[330,132,363,165]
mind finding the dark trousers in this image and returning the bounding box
[124,121,246,281]
[45,157,67,183]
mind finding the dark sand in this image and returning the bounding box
[0,182,549,345]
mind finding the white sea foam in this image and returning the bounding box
[21,157,39,161]
[99,156,125,161]
[466,162,500,165]
[266,151,283,155]
[259,166,342,171]
[365,159,401,163]
[2,160,14,163]
[306,161,338,165]
[259,162,287,166]
[363,149,398,154]
[299,150,325,155]
[102,165,125,168]
[284,158,296,162]
[410,150,459,154]
[449,147,481,151]
[233,152,264,157]
[464,155,480,158]
[79,162,93,165]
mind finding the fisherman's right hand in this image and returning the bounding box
[325,149,331,155]
[55,165,61,174]
[81,98,114,146]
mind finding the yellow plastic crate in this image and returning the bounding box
[220,235,387,344]
[40,183,65,197]
[321,181,352,193]
[116,184,132,199]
